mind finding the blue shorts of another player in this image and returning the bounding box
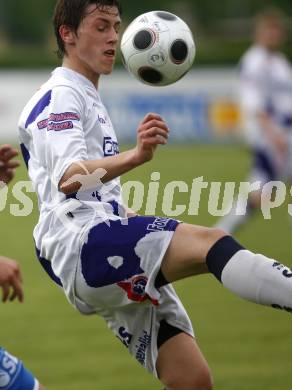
[0,348,38,390]
[253,148,277,182]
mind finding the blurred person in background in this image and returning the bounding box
[0,145,45,390]
[216,8,292,233]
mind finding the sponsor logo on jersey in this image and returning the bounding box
[117,275,158,305]
[135,330,151,366]
[47,121,74,131]
[98,114,107,125]
[37,112,80,131]
[103,136,119,156]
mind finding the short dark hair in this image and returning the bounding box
[53,0,122,58]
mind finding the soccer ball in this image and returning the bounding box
[120,11,196,87]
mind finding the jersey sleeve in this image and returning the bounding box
[45,85,88,187]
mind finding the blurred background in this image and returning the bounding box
[0,0,292,67]
[1,1,292,390]
[0,0,291,143]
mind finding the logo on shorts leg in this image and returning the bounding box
[147,217,170,232]
[135,330,151,366]
[117,275,158,306]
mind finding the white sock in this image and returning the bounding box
[206,236,292,313]
[222,250,292,311]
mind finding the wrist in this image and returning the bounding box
[128,147,144,168]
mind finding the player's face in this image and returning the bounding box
[69,5,121,84]
[256,22,285,51]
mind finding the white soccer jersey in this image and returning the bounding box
[18,67,124,298]
[18,69,194,376]
[239,44,292,147]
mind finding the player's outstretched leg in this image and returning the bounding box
[160,223,292,313]
[157,332,213,390]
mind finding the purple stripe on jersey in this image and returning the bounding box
[25,90,52,129]
[20,143,30,169]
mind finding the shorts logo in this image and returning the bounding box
[117,327,133,348]
[117,275,158,306]
[103,137,119,156]
[135,330,151,366]
[147,217,170,232]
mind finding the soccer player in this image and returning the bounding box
[18,1,292,389]
[0,145,45,390]
[216,8,292,233]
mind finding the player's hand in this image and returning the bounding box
[134,113,169,164]
[0,257,24,303]
[0,145,20,185]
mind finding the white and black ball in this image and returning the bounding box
[120,11,196,87]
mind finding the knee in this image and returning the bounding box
[208,227,228,242]
[164,364,213,390]
[189,365,213,390]
[203,227,229,253]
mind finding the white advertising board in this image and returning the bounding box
[0,68,242,143]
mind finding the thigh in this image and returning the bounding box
[160,223,226,283]
[157,332,212,390]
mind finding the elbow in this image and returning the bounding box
[58,171,81,196]
[58,183,75,196]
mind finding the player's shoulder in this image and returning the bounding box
[239,45,267,75]
[50,67,88,102]
[18,68,88,129]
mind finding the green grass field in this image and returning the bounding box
[1,144,292,389]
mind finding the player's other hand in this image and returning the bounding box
[0,257,24,303]
[0,145,20,185]
[134,113,169,164]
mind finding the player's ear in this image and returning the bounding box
[59,25,76,46]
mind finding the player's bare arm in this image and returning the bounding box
[0,257,24,303]
[59,112,169,195]
[0,144,20,184]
